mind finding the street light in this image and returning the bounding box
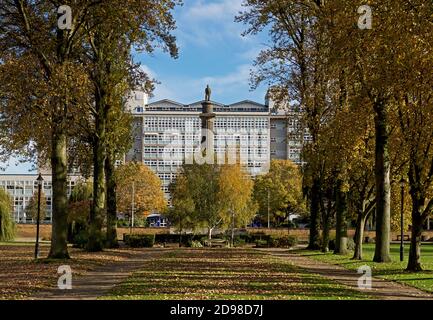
[34,174,44,259]
[267,189,270,229]
[400,177,407,262]
[129,181,136,236]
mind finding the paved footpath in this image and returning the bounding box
[33,249,166,300]
[261,248,433,300]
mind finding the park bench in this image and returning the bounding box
[204,239,228,248]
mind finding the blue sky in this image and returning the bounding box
[140,0,268,104]
[2,0,268,174]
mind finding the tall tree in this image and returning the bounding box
[167,174,196,244]
[0,0,95,258]
[0,188,14,241]
[83,0,180,251]
[326,0,433,262]
[183,162,222,240]
[116,162,167,219]
[253,160,305,227]
[237,0,332,249]
[67,180,92,243]
[218,162,256,247]
[396,80,433,271]
[25,191,47,222]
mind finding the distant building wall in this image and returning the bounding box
[0,174,81,223]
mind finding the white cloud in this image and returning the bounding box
[139,64,157,79]
[238,47,262,61]
[150,64,260,104]
[185,0,243,21]
[200,64,250,87]
[176,0,247,47]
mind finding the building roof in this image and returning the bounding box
[146,99,266,109]
[229,100,266,108]
[147,99,186,107]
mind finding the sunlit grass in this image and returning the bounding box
[297,244,433,293]
[102,248,371,300]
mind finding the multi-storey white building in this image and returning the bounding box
[0,173,81,223]
[126,94,271,197]
[0,89,311,222]
[270,111,312,165]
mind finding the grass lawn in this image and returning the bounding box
[0,244,162,300]
[296,244,433,294]
[102,248,371,300]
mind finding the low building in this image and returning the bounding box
[0,174,81,223]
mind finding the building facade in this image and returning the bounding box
[126,96,271,197]
[126,90,310,199]
[270,111,312,164]
[0,174,81,223]
[0,90,310,222]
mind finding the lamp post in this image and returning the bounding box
[267,189,270,229]
[400,177,407,262]
[130,181,135,235]
[34,174,44,259]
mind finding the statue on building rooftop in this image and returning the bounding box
[205,84,211,102]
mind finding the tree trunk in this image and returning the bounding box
[87,91,107,252]
[48,129,70,259]
[335,181,348,255]
[321,214,330,253]
[308,178,321,250]
[373,101,392,263]
[353,214,366,260]
[407,219,423,271]
[320,197,331,253]
[105,153,118,248]
[208,227,212,240]
[407,196,424,271]
[231,211,235,248]
[179,217,183,248]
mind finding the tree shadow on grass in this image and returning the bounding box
[107,249,368,300]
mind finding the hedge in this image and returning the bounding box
[255,235,298,248]
[154,234,206,247]
[125,234,155,248]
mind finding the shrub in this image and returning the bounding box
[255,239,268,248]
[248,233,271,243]
[276,236,298,248]
[72,230,89,249]
[156,233,189,246]
[117,219,129,227]
[126,234,155,248]
[190,240,203,248]
[155,234,206,247]
[233,238,247,247]
[267,236,279,247]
